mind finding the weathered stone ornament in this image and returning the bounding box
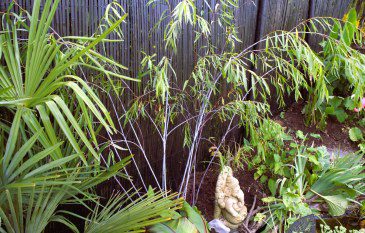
[214,166,247,231]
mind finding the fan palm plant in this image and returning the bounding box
[0,1,182,232]
[0,106,132,232]
[0,0,139,165]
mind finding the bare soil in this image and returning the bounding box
[274,102,358,155]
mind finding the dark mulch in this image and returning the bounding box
[274,102,358,154]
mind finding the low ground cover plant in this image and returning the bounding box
[219,120,365,232]
[260,151,365,232]
[241,119,324,185]
[349,122,365,153]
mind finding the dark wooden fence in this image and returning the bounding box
[1,0,354,83]
[0,0,354,189]
[0,0,358,231]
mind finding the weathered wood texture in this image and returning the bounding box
[0,1,356,232]
[308,0,353,50]
[254,0,312,110]
[1,0,354,191]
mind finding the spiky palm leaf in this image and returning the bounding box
[84,191,183,233]
[0,109,135,232]
[0,1,183,232]
[0,0,137,165]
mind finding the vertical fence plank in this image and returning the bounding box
[258,0,309,40]
[254,0,310,112]
[308,0,353,50]
[310,0,352,18]
[0,0,358,192]
[236,0,260,51]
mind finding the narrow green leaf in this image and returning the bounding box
[3,109,22,169]
[45,100,88,165]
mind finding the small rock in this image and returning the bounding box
[209,219,231,233]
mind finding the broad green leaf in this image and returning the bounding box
[344,98,356,110]
[309,133,321,139]
[164,217,198,233]
[328,96,342,108]
[282,192,301,210]
[149,223,176,233]
[268,179,277,196]
[333,109,348,123]
[322,195,348,216]
[182,201,208,233]
[296,130,305,140]
[349,127,363,142]
[262,197,277,203]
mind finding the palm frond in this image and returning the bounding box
[84,191,183,233]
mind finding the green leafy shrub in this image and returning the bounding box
[301,9,365,128]
[320,224,364,233]
[242,119,325,186]
[349,126,365,153]
[242,119,292,183]
[148,201,209,233]
[103,1,365,206]
[261,153,365,232]
[239,120,364,232]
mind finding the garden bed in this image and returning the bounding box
[188,102,362,232]
[274,102,358,156]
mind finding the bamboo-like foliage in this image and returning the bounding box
[116,0,272,198]
[2,0,361,231]
[106,1,365,204]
